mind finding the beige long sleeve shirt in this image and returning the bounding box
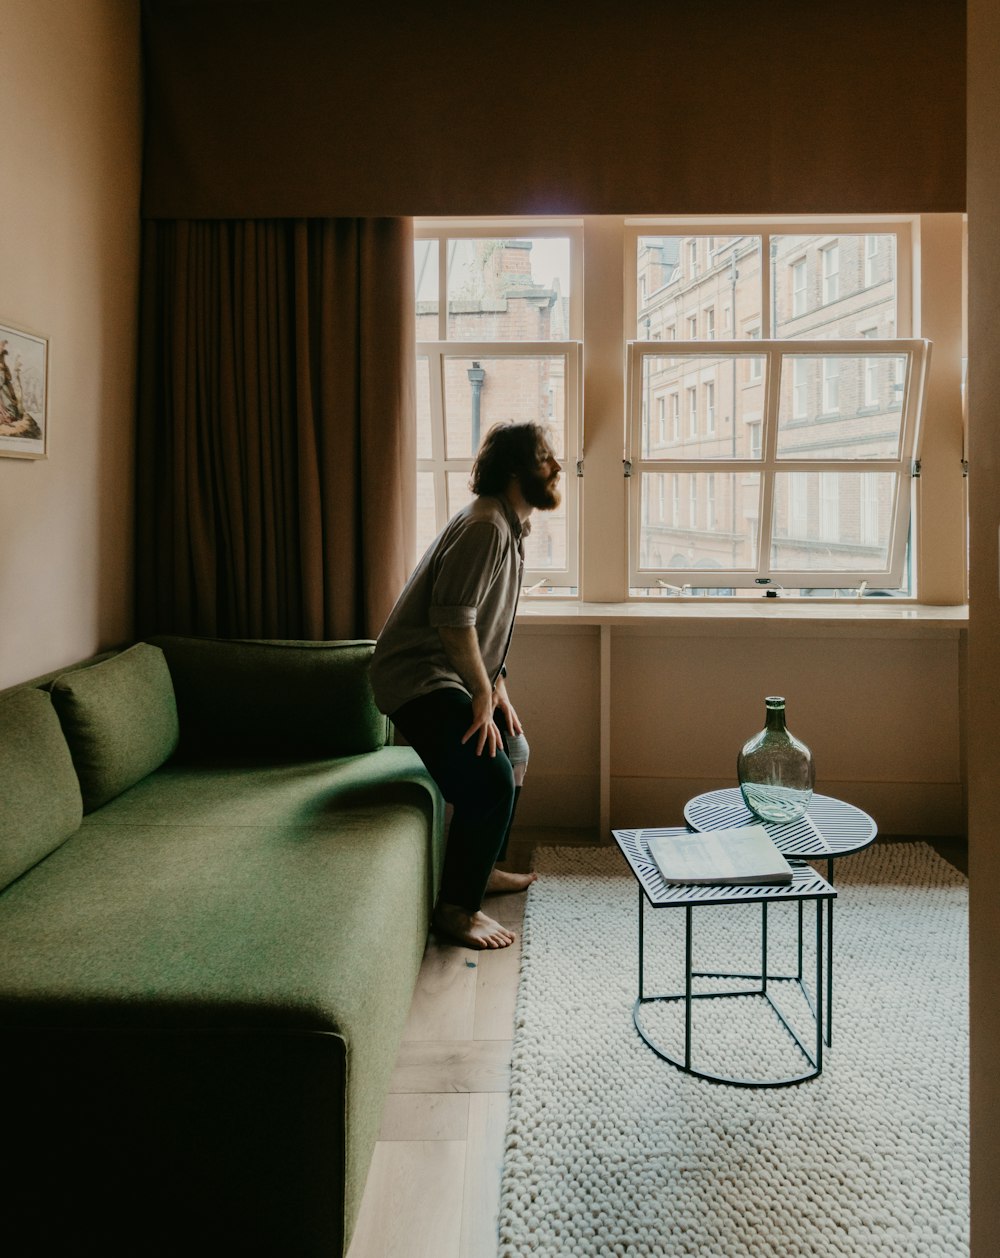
[369,495,525,716]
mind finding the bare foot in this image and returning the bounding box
[485,868,538,895]
[433,902,516,950]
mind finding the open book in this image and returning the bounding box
[644,825,794,886]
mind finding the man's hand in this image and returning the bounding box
[463,686,504,757]
[492,673,523,738]
[438,625,505,757]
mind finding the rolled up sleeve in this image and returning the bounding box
[429,522,504,627]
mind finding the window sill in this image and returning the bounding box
[516,599,968,637]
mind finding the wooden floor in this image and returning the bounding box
[346,882,526,1258]
[346,828,967,1258]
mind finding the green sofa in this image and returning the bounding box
[0,636,444,1257]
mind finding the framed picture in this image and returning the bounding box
[0,321,48,459]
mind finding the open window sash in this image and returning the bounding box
[417,340,582,590]
[625,338,930,593]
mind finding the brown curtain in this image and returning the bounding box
[135,218,415,640]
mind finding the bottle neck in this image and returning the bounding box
[765,702,787,733]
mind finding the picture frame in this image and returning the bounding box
[0,320,48,459]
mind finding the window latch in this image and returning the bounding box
[623,459,632,478]
[912,458,922,478]
[962,458,969,478]
[576,458,584,478]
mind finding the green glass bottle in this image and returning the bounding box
[737,696,815,823]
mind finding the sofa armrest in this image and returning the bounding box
[147,636,389,759]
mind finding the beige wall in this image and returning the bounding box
[509,618,964,838]
[0,0,141,689]
[968,0,1000,1252]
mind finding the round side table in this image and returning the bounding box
[683,788,878,1046]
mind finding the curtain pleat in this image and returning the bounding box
[135,217,415,641]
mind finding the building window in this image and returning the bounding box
[688,240,698,276]
[822,357,840,413]
[687,386,698,437]
[671,474,680,526]
[707,474,717,530]
[705,307,715,340]
[687,314,698,338]
[793,358,808,418]
[792,259,808,317]
[705,380,716,433]
[657,395,666,443]
[748,421,762,458]
[865,234,879,288]
[688,474,698,528]
[670,392,680,441]
[821,242,840,304]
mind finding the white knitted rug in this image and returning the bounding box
[499,842,968,1257]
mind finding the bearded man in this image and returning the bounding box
[370,421,562,949]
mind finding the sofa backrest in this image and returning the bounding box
[148,636,389,760]
[0,687,84,890]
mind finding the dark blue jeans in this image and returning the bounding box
[391,687,519,913]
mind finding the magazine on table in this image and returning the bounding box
[643,825,794,886]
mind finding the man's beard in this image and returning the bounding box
[520,468,561,511]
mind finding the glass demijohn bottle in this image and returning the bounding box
[737,696,815,823]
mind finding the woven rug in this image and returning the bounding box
[499,842,968,1257]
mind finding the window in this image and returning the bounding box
[414,226,581,590]
[627,221,929,593]
[822,357,840,413]
[792,258,808,317]
[821,243,840,304]
[865,235,879,288]
[415,216,948,602]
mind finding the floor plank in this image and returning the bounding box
[473,937,522,1041]
[378,1092,470,1142]
[402,937,479,1042]
[347,1140,466,1258]
[389,1040,512,1094]
[459,1092,510,1258]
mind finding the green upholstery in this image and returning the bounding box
[0,688,83,891]
[149,635,390,759]
[50,642,179,811]
[0,636,445,1257]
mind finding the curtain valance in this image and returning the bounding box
[141,0,966,219]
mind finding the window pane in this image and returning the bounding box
[443,356,566,459]
[446,471,475,520]
[445,238,570,341]
[415,355,433,459]
[772,234,897,338]
[638,471,760,570]
[415,470,438,560]
[414,239,439,340]
[637,236,762,338]
[776,354,908,459]
[770,471,896,570]
[640,354,766,459]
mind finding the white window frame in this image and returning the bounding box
[626,335,929,590]
[414,220,583,591]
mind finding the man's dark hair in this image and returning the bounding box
[470,421,549,496]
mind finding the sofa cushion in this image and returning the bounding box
[50,642,180,811]
[148,636,389,759]
[0,688,83,890]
